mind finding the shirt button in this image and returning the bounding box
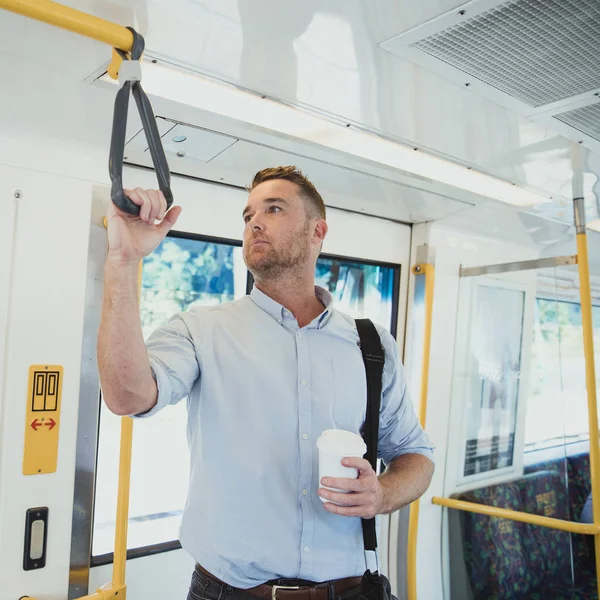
[278,319,283,325]
[302,433,309,440]
[297,332,304,339]
[300,379,308,386]
[303,546,310,553]
[302,489,308,496]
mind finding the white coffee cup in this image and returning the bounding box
[316,429,367,503]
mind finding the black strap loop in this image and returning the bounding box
[355,318,385,553]
[109,27,173,215]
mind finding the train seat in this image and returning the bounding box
[453,465,597,599]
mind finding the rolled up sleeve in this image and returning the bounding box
[376,327,435,465]
[131,313,200,419]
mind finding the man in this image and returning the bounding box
[98,166,434,600]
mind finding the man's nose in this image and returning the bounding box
[246,214,264,232]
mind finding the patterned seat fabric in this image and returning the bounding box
[566,453,594,575]
[460,480,541,599]
[458,463,598,600]
[517,471,572,586]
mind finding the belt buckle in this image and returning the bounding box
[271,584,301,600]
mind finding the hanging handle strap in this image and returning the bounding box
[109,27,173,215]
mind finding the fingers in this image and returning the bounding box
[158,205,182,234]
[319,458,381,518]
[319,489,368,506]
[321,476,364,492]
[340,457,373,473]
[122,188,171,224]
[121,188,148,221]
[144,188,167,222]
[134,188,158,223]
[156,190,168,220]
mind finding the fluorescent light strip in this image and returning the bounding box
[103,61,550,207]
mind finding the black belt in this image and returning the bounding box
[196,565,362,600]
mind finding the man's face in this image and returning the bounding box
[242,179,323,280]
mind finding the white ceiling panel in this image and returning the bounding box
[159,121,238,163]
[188,139,474,223]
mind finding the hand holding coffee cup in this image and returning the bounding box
[316,429,367,504]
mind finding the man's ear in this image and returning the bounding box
[313,219,328,245]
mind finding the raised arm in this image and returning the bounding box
[97,188,181,416]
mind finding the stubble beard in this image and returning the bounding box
[245,222,312,283]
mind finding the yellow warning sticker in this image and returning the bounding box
[23,365,63,475]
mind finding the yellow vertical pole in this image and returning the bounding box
[576,228,600,599]
[111,261,142,590]
[407,263,435,600]
[112,416,133,588]
[572,142,600,600]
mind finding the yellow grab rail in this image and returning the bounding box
[0,0,132,79]
[0,0,133,50]
[431,496,600,535]
[407,263,435,600]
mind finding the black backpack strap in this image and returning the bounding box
[355,318,385,553]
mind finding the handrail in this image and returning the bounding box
[112,415,134,589]
[574,198,600,599]
[0,0,133,51]
[407,263,435,600]
[0,0,131,79]
[431,496,600,535]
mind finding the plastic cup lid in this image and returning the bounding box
[316,429,367,456]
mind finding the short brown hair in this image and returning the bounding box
[249,166,326,220]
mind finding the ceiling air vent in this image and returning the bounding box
[412,0,600,108]
[554,102,600,143]
[381,0,600,151]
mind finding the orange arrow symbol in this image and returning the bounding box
[31,419,41,431]
[44,418,56,431]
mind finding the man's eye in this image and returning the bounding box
[269,206,281,213]
[244,215,252,223]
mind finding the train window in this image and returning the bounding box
[316,255,399,334]
[92,233,246,558]
[461,284,526,477]
[524,298,600,453]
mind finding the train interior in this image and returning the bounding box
[0,1,600,599]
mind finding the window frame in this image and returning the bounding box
[448,276,535,494]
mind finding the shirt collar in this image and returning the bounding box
[250,285,334,329]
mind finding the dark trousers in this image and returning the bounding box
[187,567,364,600]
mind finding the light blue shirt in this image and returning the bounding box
[136,285,434,588]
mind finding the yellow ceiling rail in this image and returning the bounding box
[407,261,435,600]
[0,0,133,50]
[432,496,600,535]
[0,0,132,79]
